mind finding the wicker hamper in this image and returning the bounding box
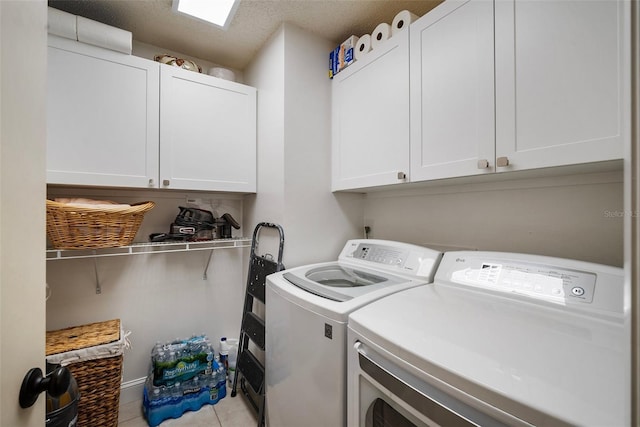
[46,319,125,427]
[46,200,155,249]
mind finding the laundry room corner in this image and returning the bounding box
[243,22,364,270]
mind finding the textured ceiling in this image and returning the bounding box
[49,0,442,70]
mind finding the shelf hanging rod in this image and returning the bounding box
[93,252,101,294]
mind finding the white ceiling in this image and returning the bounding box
[49,0,442,70]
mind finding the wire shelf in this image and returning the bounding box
[46,237,252,261]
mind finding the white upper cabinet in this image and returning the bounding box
[159,65,257,192]
[494,0,628,172]
[47,36,159,188]
[47,36,257,193]
[410,0,495,181]
[334,0,629,190]
[332,30,410,191]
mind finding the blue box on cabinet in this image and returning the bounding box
[329,35,358,79]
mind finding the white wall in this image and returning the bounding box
[243,28,286,230]
[282,24,364,266]
[45,187,247,403]
[363,169,624,267]
[244,23,363,269]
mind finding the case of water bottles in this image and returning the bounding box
[142,334,226,427]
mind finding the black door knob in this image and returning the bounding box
[19,366,71,408]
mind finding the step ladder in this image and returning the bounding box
[231,222,284,427]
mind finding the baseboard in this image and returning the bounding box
[120,377,146,406]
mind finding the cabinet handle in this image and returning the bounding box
[496,157,510,167]
[397,172,406,180]
[148,178,154,186]
[477,159,489,169]
[162,179,170,186]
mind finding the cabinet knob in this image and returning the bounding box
[397,172,406,180]
[477,159,490,169]
[148,178,154,186]
[496,157,510,167]
[162,179,170,186]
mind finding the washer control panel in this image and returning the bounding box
[352,244,408,266]
[339,239,442,280]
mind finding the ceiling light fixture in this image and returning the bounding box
[172,0,240,30]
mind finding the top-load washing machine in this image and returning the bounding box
[265,239,442,427]
[347,251,629,427]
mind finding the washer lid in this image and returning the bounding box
[283,265,405,302]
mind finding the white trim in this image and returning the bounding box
[119,376,147,405]
[364,166,623,200]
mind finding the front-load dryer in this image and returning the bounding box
[265,239,442,427]
[347,251,629,427]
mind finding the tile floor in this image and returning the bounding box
[118,393,258,427]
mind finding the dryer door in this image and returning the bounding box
[365,399,416,427]
[350,341,525,427]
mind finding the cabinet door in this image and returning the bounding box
[410,0,495,182]
[495,0,628,172]
[159,66,257,192]
[47,36,159,188]
[332,30,410,191]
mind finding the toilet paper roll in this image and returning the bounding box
[208,67,236,82]
[355,34,372,61]
[371,23,391,50]
[48,7,77,40]
[77,16,132,54]
[392,10,419,36]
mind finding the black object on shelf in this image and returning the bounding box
[217,213,241,238]
[149,207,241,242]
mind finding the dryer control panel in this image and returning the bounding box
[452,260,597,303]
[436,251,625,317]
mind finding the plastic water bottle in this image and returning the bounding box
[205,342,214,375]
[151,386,162,403]
[155,383,169,404]
[171,382,182,406]
[219,337,229,376]
[216,361,227,399]
[227,344,237,385]
[152,351,167,386]
[152,341,162,356]
[207,371,219,403]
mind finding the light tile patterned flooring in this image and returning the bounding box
[118,394,258,427]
